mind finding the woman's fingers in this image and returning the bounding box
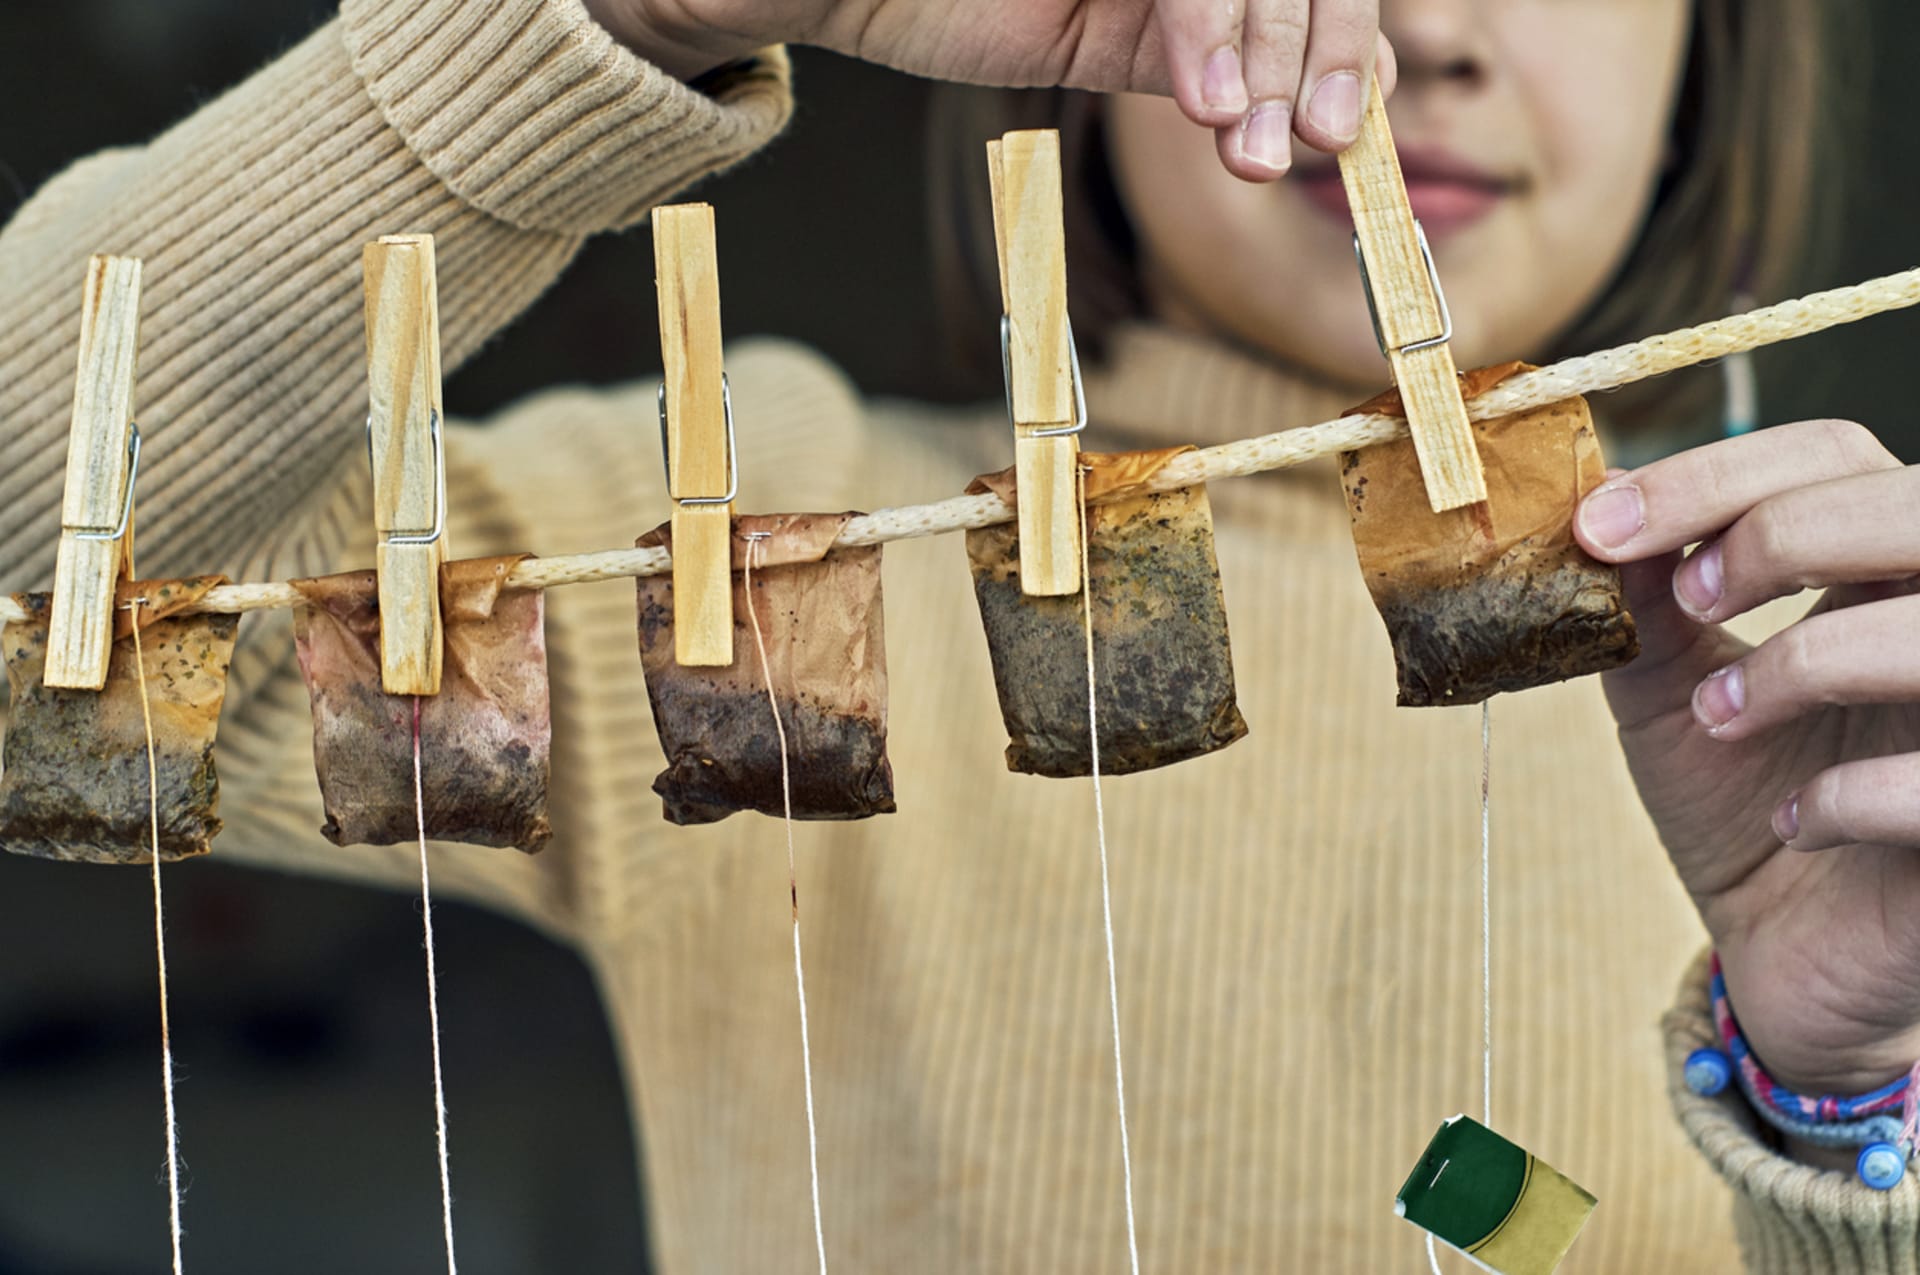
[1692,594,1920,739]
[1293,0,1378,151]
[1169,0,1381,181]
[1156,0,1250,128]
[1576,420,1900,563]
[1778,752,1920,852]
[1668,467,1920,625]
[1217,0,1309,179]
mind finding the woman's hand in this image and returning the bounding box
[583,0,1392,180]
[1574,421,1920,1103]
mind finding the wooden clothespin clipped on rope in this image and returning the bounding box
[45,255,144,690]
[653,202,737,666]
[1338,81,1487,512]
[988,130,1085,596]
[363,234,450,696]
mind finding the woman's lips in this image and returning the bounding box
[1295,152,1515,238]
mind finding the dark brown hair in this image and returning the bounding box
[929,0,1853,431]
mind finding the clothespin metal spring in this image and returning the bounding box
[363,410,447,547]
[69,424,141,543]
[657,377,738,505]
[999,315,1088,440]
[1353,223,1454,357]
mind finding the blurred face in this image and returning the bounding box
[1106,0,1694,386]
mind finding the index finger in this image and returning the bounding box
[1573,419,1898,563]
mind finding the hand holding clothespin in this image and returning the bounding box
[1339,81,1487,512]
[45,255,145,691]
[363,234,450,696]
[988,130,1085,596]
[653,202,737,666]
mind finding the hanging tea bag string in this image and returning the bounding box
[126,583,187,1275]
[1077,466,1143,1274]
[1426,703,1494,1275]
[743,533,829,1274]
[411,696,459,1275]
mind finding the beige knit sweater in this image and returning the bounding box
[1,1,1914,1270]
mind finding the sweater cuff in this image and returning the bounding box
[339,0,792,234]
[1664,949,1920,1273]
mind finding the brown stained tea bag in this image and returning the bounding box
[291,557,552,852]
[966,449,1248,778]
[1342,363,1639,707]
[635,513,894,825]
[0,578,239,863]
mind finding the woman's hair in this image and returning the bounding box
[928,0,1852,431]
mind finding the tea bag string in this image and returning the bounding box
[411,696,459,1275]
[742,533,828,1275]
[125,577,186,1275]
[1076,467,1142,1275]
[1481,703,1493,1129]
[1425,702,1494,1275]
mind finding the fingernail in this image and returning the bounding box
[1773,793,1801,846]
[1676,541,1725,618]
[1240,101,1293,174]
[1578,483,1644,551]
[1202,45,1248,113]
[1307,72,1363,144]
[1693,664,1744,731]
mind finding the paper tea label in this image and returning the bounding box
[1395,1115,1595,1275]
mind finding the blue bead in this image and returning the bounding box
[1684,1048,1732,1097]
[1857,1143,1905,1191]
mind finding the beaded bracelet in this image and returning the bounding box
[1683,955,1919,1189]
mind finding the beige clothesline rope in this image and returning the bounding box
[3,264,1917,627]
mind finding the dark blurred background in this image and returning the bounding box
[1,3,1917,1273]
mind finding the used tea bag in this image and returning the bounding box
[292,556,552,852]
[635,513,894,825]
[0,577,239,863]
[1395,1115,1596,1275]
[966,449,1247,778]
[1343,364,1639,707]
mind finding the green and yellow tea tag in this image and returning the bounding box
[1394,1116,1595,1275]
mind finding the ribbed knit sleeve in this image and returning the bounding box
[0,2,790,603]
[340,0,790,232]
[1664,950,1920,1273]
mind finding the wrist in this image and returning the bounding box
[1687,955,1920,1189]
[1715,954,1920,1098]
[578,0,768,82]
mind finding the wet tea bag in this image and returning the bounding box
[635,513,894,825]
[1342,365,1639,707]
[1396,1115,1596,1275]
[291,556,552,853]
[0,578,239,863]
[965,448,1247,778]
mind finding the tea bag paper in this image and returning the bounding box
[636,513,895,825]
[291,557,552,852]
[1342,365,1639,707]
[965,448,1247,778]
[0,578,239,863]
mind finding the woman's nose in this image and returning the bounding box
[1382,0,1487,85]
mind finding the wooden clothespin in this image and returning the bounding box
[988,130,1084,596]
[653,202,736,666]
[45,255,144,690]
[1338,81,1487,512]
[363,234,449,696]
